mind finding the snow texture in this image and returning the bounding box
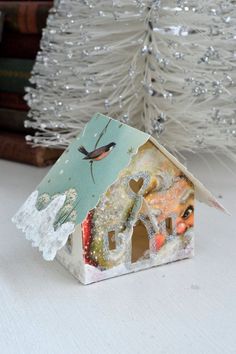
[12,190,75,260]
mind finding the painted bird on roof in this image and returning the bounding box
[78,142,116,161]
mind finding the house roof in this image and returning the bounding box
[36,113,226,225]
[38,113,225,214]
[36,113,150,226]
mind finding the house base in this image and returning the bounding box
[56,233,194,285]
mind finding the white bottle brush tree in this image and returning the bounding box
[25,0,236,160]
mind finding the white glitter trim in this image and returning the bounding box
[12,190,75,260]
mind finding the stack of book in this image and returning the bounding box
[0,1,62,166]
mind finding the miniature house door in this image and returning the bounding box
[131,220,150,263]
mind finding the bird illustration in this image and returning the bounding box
[78,142,116,161]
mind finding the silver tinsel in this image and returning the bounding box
[25,0,236,159]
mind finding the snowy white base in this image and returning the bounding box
[57,234,194,285]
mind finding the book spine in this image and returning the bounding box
[0,1,52,34]
[0,131,62,166]
[1,0,52,2]
[0,32,41,59]
[0,11,4,41]
[0,107,34,133]
[0,92,28,110]
[0,58,34,93]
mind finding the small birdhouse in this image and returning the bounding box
[13,113,226,284]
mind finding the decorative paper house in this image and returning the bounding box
[13,113,226,284]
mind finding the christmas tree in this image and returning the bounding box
[25,0,236,159]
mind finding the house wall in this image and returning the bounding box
[75,140,195,284]
[56,225,85,283]
[56,140,195,285]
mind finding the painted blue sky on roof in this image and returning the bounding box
[37,113,150,224]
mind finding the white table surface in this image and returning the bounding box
[0,155,236,354]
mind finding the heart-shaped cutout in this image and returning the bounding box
[129,178,144,194]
